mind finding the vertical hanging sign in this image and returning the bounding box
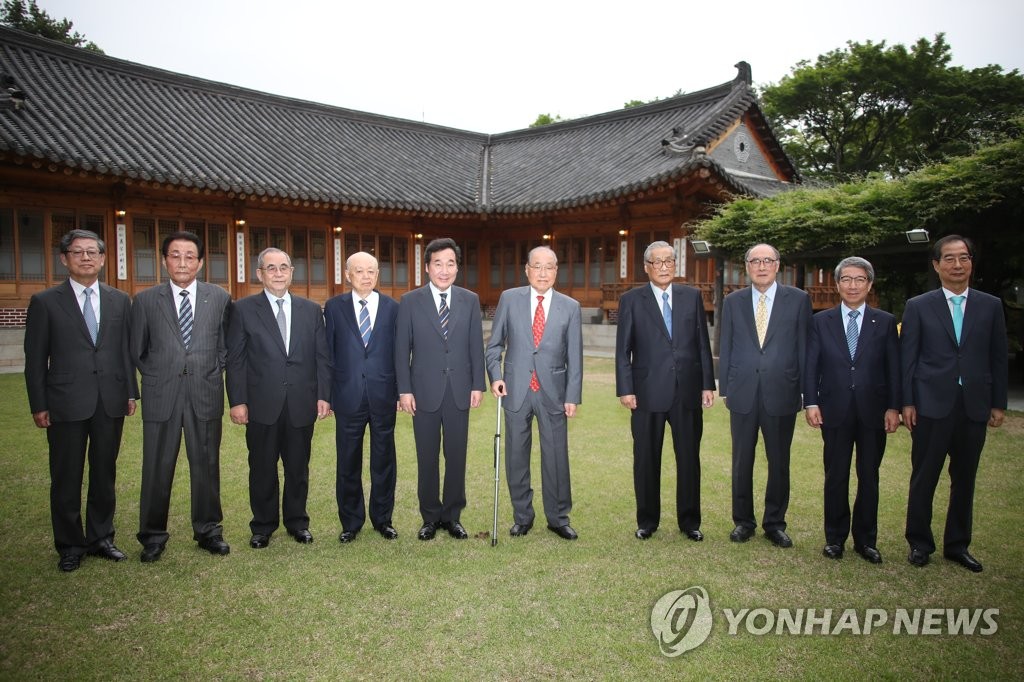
[235,232,246,283]
[116,223,127,280]
[334,238,342,285]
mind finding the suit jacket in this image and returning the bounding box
[324,291,399,416]
[225,292,331,427]
[615,283,715,412]
[24,280,138,421]
[718,284,812,416]
[130,281,231,422]
[395,285,485,412]
[901,288,1008,422]
[485,287,583,412]
[803,305,900,426]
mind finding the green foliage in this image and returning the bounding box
[1,365,1022,678]
[761,35,1024,181]
[0,0,102,52]
[529,113,565,128]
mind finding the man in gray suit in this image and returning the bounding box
[24,229,138,572]
[486,246,583,540]
[130,231,232,562]
[226,247,331,549]
[396,238,486,541]
[719,243,812,548]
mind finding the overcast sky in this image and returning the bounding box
[37,0,1024,133]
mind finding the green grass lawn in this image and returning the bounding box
[0,359,1021,679]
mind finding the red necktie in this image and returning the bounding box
[530,295,545,392]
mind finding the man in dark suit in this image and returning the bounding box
[226,247,331,549]
[902,235,1008,572]
[719,243,812,548]
[804,256,900,563]
[486,246,583,541]
[615,241,715,542]
[396,238,485,540]
[130,231,232,562]
[24,229,138,572]
[324,251,400,543]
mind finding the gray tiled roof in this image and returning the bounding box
[0,27,796,214]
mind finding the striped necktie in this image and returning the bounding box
[438,292,449,339]
[178,290,193,350]
[846,309,860,359]
[358,299,371,347]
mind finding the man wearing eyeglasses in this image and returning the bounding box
[803,257,900,563]
[719,243,812,548]
[615,241,715,542]
[486,246,583,540]
[131,231,232,562]
[25,229,138,572]
[901,235,1007,572]
[226,248,331,549]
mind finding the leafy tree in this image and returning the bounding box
[760,35,1024,181]
[1,0,102,52]
[529,113,564,128]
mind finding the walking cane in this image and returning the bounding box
[491,394,503,547]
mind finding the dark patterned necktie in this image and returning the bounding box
[438,292,449,339]
[846,309,860,359]
[178,290,193,350]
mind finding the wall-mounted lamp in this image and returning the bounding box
[542,234,551,241]
[414,233,424,239]
[618,229,628,236]
[333,226,343,233]
[691,240,712,254]
[115,209,126,218]
[235,219,246,227]
[905,228,929,244]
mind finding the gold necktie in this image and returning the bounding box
[755,293,768,347]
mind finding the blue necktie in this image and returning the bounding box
[661,291,672,339]
[438,292,449,339]
[951,295,964,343]
[846,309,860,359]
[358,299,371,347]
[82,287,98,345]
[178,290,193,350]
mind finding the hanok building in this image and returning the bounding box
[1,26,836,343]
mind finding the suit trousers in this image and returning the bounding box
[821,415,886,548]
[137,385,224,546]
[335,390,397,532]
[503,388,572,527]
[730,387,796,532]
[245,400,313,535]
[905,390,987,555]
[631,401,702,533]
[412,381,468,524]
[46,394,124,555]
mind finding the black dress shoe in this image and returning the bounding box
[635,528,655,540]
[417,522,438,541]
[374,524,399,540]
[854,545,883,564]
[442,521,468,539]
[198,535,230,555]
[908,547,930,567]
[57,553,81,572]
[547,524,578,540]
[88,541,127,562]
[682,529,704,542]
[338,530,358,544]
[765,529,793,548]
[288,528,314,544]
[249,533,270,549]
[510,522,533,537]
[140,544,164,563]
[729,525,755,542]
[944,551,983,573]
[822,544,844,559]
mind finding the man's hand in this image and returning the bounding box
[564,403,577,418]
[230,404,249,425]
[399,393,416,415]
[805,406,823,428]
[32,410,50,429]
[127,400,137,417]
[317,400,332,419]
[619,394,637,410]
[470,390,483,408]
[701,390,715,409]
[902,406,917,432]
[884,409,900,433]
[491,380,506,399]
[989,408,1005,428]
